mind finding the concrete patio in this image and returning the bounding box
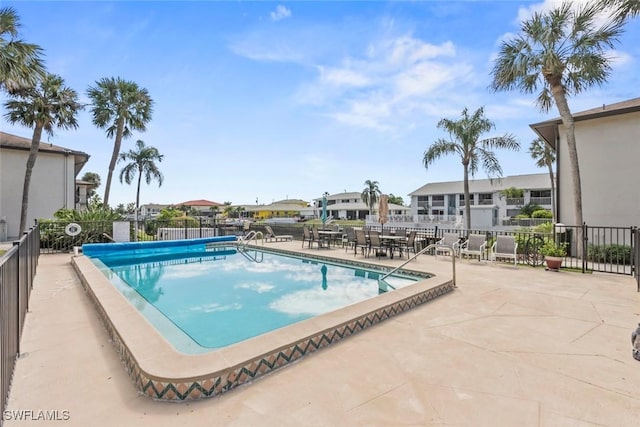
[4,241,640,426]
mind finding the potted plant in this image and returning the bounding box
[540,240,567,271]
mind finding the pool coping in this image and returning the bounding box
[71,245,455,401]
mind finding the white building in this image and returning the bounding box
[408,173,552,228]
[0,132,89,240]
[530,97,640,228]
[311,192,410,222]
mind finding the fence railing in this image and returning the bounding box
[37,219,639,283]
[1,226,40,417]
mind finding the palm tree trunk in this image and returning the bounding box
[135,170,142,215]
[103,118,125,207]
[463,163,471,231]
[549,82,584,257]
[548,164,556,224]
[19,125,43,234]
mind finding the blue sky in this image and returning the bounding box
[3,1,639,208]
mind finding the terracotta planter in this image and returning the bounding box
[545,256,563,271]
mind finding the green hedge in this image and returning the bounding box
[587,244,632,265]
[531,209,553,219]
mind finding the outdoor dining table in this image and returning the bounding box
[317,230,343,246]
[379,235,407,259]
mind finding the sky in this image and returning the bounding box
[2,0,639,208]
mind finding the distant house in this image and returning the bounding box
[311,192,410,221]
[530,97,640,227]
[0,131,89,240]
[244,198,308,220]
[408,173,552,228]
[139,203,169,218]
[173,199,224,216]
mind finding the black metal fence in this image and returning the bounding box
[38,219,639,281]
[1,226,40,418]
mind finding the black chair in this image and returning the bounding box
[302,226,314,248]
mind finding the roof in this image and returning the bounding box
[0,131,90,176]
[244,203,307,212]
[272,198,308,205]
[408,173,550,196]
[174,199,223,207]
[530,97,640,147]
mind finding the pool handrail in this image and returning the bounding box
[380,243,456,288]
[238,230,264,249]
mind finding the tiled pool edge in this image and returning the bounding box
[71,253,455,401]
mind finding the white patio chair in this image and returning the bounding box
[490,235,518,267]
[459,234,487,261]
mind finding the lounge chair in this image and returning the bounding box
[490,235,518,267]
[264,225,293,243]
[435,232,461,257]
[459,234,487,261]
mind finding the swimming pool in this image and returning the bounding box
[73,237,454,401]
[89,242,419,352]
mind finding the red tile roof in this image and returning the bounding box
[175,199,223,207]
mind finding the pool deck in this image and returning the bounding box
[5,241,640,426]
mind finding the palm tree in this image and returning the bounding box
[81,171,101,198]
[601,0,640,20]
[0,7,45,92]
[491,1,624,254]
[3,73,81,233]
[529,137,557,223]
[87,77,154,207]
[118,140,163,218]
[423,106,519,231]
[223,201,233,218]
[361,180,381,217]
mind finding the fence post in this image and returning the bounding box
[199,217,203,239]
[581,223,587,274]
[12,240,21,355]
[184,218,188,240]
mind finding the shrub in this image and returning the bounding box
[531,209,553,219]
[534,222,554,234]
[587,244,632,265]
[519,202,543,217]
[540,240,567,257]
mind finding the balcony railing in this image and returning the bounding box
[506,198,524,206]
[478,199,494,205]
[431,200,445,207]
[530,197,551,205]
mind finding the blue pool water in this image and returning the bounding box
[86,239,421,352]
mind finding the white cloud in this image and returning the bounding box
[270,5,292,22]
[319,66,371,87]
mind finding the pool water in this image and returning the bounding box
[90,244,419,351]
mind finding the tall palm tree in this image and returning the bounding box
[0,7,45,92]
[118,140,164,217]
[601,0,640,20]
[361,180,381,217]
[81,171,101,199]
[3,73,81,233]
[87,77,154,207]
[423,106,519,231]
[529,137,557,223]
[491,1,624,254]
[223,201,233,218]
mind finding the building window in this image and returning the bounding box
[431,195,445,206]
[459,194,474,206]
[478,193,493,205]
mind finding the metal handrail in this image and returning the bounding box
[380,243,456,287]
[238,230,264,249]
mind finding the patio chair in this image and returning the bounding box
[368,230,387,259]
[302,226,314,248]
[311,227,330,249]
[459,234,487,261]
[435,232,461,257]
[397,230,417,259]
[490,235,518,267]
[342,227,356,252]
[264,225,293,243]
[354,229,369,257]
